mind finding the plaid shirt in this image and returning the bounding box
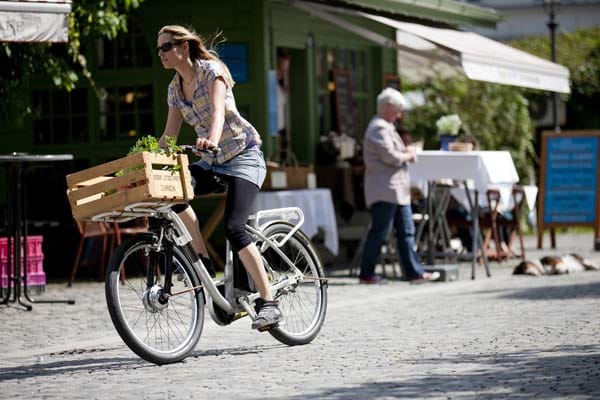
[167,59,261,164]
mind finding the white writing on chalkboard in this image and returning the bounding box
[542,135,599,225]
[333,70,356,137]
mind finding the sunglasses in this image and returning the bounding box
[156,41,181,55]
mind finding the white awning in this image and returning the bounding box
[294,1,570,93]
[0,0,71,43]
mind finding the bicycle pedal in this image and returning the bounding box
[258,323,279,332]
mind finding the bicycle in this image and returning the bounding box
[98,147,328,365]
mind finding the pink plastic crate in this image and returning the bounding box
[27,272,47,287]
[27,236,44,257]
[26,255,44,274]
[0,247,45,290]
[0,271,46,290]
[0,237,6,259]
[0,235,44,259]
[0,258,6,278]
[0,254,44,274]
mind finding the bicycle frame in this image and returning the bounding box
[94,202,306,321]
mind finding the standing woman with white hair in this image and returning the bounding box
[156,24,282,329]
[359,88,439,284]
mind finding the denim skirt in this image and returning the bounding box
[192,145,266,188]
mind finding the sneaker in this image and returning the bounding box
[251,299,283,331]
[410,271,441,284]
[358,274,388,285]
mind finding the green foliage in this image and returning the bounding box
[0,0,144,124]
[403,75,536,183]
[510,27,600,130]
[126,135,182,158]
[116,135,182,177]
[510,27,600,97]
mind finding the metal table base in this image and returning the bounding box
[1,153,76,310]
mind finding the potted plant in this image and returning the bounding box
[435,114,462,151]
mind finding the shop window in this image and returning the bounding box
[32,88,90,145]
[316,46,368,137]
[98,18,152,69]
[99,85,154,141]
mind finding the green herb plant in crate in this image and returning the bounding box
[106,136,183,195]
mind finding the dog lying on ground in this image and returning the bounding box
[513,254,600,276]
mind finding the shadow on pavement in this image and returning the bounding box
[0,356,143,382]
[284,345,600,399]
[500,281,600,301]
[190,343,283,359]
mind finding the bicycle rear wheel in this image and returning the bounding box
[105,234,204,364]
[258,222,328,345]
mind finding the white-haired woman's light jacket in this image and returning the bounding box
[362,116,414,208]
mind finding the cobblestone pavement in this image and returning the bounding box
[1,233,600,399]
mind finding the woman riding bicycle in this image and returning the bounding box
[156,24,282,330]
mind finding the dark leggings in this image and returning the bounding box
[219,174,259,252]
[172,174,259,252]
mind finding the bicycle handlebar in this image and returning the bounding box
[180,145,220,156]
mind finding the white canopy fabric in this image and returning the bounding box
[294,1,570,93]
[0,0,71,43]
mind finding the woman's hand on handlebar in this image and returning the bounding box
[180,143,220,156]
[196,137,218,152]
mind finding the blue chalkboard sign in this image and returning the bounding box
[539,131,600,228]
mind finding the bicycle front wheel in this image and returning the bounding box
[105,234,204,364]
[259,222,328,345]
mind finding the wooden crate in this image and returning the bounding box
[262,164,315,191]
[66,152,194,221]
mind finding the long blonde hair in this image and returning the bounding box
[158,25,235,88]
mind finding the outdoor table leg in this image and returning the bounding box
[434,185,455,262]
[4,164,32,310]
[426,181,435,265]
[419,181,456,265]
[462,182,490,279]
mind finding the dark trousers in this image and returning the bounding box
[360,202,425,280]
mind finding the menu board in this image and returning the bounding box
[538,130,600,246]
[332,69,356,137]
[540,132,599,224]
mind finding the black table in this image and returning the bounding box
[0,153,75,310]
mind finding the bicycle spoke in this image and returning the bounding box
[107,236,203,363]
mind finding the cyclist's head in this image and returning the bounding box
[158,25,234,88]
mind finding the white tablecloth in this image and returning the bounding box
[409,151,523,212]
[252,188,339,255]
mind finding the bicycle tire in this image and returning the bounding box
[105,233,204,364]
[258,222,328,345]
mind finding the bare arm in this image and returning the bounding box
[159,107,184,147]
[196,77,227,149]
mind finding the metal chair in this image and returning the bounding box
[479,189,507,262]
[112,217,150,246]
[498,186,527,261]
[69,221,116,286]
